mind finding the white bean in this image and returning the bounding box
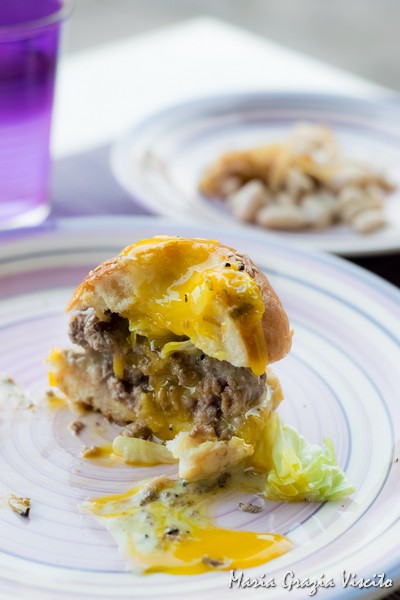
[312,147,338,165]
[365,184,384,206]
[351,209,386,233]
[228,180,270,222]
[340,202,365,224]
[317,190,339,218]
[286,167,314,199]
[338,186,381,223]
[326,164,371,192]
[274,191,297,207]
[337,186,365,221]
[301,194,333,229]
[256,204,307,230]
[338,185,362,204]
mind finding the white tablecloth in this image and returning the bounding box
[52,16,385,159]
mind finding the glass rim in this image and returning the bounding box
[0,0,74,40]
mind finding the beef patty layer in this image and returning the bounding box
[65,311,266,439]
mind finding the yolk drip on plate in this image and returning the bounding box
[46,390,68,410]
[84,474,291,575]
[80,443,120,465]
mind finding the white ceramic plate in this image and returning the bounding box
[111,92,400,256]
[0,217,399,600]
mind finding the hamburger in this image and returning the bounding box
[49,235,293,480]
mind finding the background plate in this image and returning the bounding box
[111,92,400,256]
[0,217,399,599]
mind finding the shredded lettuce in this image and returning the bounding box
[263,412,355,502]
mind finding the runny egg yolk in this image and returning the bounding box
[85,475,291,575]
[154,527,291,575]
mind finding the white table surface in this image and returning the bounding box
[52,16,387,159]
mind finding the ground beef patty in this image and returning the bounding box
[69,311,266,439]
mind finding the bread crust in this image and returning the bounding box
[67,236,292,365]
[224,250,292,363]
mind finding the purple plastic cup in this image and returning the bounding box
[0,0,72,230]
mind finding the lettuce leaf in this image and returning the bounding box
[263,412,355,502]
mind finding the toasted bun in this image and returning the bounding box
[67,236,292,373]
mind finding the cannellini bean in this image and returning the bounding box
[365,184,384,206]
[256,204,307,230]
[274,191,297,206]
[220,176,242,198]
[351,209,386,233]
[337,186,365,221]
[326,163,372,192]
[338,185,365,206]
[312,147,339,165]
[228,180,270,222]
[340,201,365,224]
[338,186,381,223]
[317,190,339,218]
[286,167,314,198]
[301,194,333,229]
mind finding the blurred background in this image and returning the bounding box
[68,0,398,90]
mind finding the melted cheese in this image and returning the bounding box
[85,475,291,574]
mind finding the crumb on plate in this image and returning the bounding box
[8,493,31,517]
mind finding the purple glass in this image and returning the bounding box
[0,0,72,230]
